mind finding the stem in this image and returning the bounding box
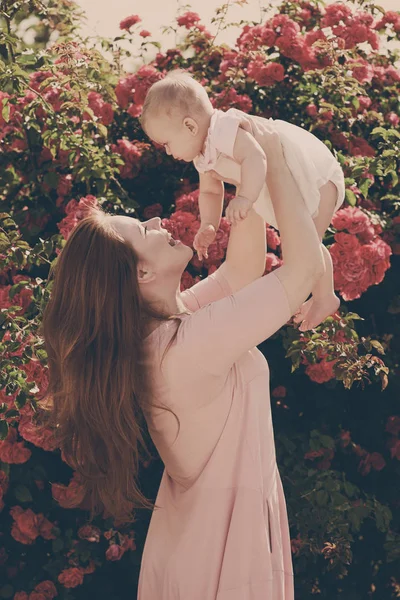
[3,1,16,64]
[209,0,232,48]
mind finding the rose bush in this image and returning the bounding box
[0,0,399,598]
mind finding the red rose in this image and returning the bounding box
[177,11,201,29]
[10,507,40,544]
[387,437,400,461]
[56,174,73,197]
[386,416,400,436]
[34,580,58,599]
[119,15,141,30]
[52,472,85,509]
[139,30,151,38]
[306,104,318,117]
[14,593,29,600]
[264,253,282,274]
[58,567,84,588]
[339,431,351,447]
[38,516,56,540]
[78,525,101,543]
[272,386,287,398]
[106,544,125,561]
[305,359,336,384]
[143,203,163,219]
[266,226,280,250]
[18,414,58,452]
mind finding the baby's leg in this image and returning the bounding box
[294,181,340,331]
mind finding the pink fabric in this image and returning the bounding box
[193,108,345,230]
[138,269,294,599]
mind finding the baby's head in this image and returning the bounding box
[141,70,214,162]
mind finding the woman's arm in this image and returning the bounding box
[178,131,325,377]
[265,131,325,314]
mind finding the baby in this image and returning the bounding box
[140,70,345,331]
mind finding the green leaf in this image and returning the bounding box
[1,98,10,123]
[370,340,385,355]
[0,585,14,599]
[97,123,108,138]
[14,484,33,503]
[316,490,329,506]
[345,189,357,207]
[52,537,64,552]
[43,172,59,189]
[0,420,9,441]
[319,435,335,449]
[375,505,392,532]
[343,481,357,497]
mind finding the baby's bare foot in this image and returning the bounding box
[294,294,340,331]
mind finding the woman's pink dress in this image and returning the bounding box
[138,269,294,600]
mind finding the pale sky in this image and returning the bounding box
[71,0,399,69]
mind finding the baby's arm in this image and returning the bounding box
[226,128,267,225]
[193,172,224,260]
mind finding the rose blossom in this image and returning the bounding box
[34,580,58,599]
[177,11,201,29]
[332,207,371,235]
[106,543,125,561]
[119,15,141,30]
[272,386,287,398]
[358,452,386,475]
[52,472,85,508]
[0,427,31,464]
[58,567,84,588]
[387,437,400,461]
[78,525,101,543]
[11,506,55,544]
[386,416,400,436]
[305,359,336,384]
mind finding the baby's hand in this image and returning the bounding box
[193,223,217,261]
[225,195,253,226]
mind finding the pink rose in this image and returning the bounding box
[332,207,371,235]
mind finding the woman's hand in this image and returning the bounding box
[252,121,285,171]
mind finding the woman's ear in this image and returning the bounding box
[137,266,156,284]
[183,117,199,136]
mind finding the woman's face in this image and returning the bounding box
[108,215,193,283]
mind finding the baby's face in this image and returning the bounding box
[145,113,204,163]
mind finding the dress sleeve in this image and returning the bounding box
[181,268,232,312]
[178,271,291,376]
[213,108,254,159]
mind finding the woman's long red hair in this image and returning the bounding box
[41,207,176,522]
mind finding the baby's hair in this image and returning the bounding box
[140,70,212,132]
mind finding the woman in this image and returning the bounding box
[42,129,330,599]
